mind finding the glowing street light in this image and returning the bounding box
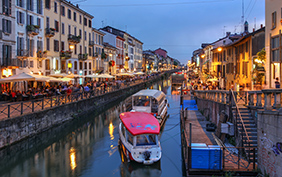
[69,45,74,50]
[217,47,223,52]
[200,54,205,58]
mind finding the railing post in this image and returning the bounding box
[21,102,23,115]
[221,92,224,103]
[42,97,44,110]
[256,91,263,107]
[32,100,34,112]
[51,97,53,107]
[274,90,281,108]
[8,105,10,118]
[248,91,254,106]
[262,89,273,110]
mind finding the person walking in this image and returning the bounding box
[275,77,280,88]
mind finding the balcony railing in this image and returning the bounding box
[1,58,20,67]
[78,53,88,60]
[60,50,72,60]
[37,51,47,58]
[89,41,95,46]
[68,34,81,44]
[17,49,29,59]
[27,25,39,35]
[45,28,55,37]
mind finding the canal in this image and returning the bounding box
[0,79,183,177]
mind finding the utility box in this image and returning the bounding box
[221,122,234,136]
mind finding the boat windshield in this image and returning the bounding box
[136,134,157,146]
[133,96,150,107]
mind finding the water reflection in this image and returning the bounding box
[0,78,178,177]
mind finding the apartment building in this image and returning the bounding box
[1,0,17,79]
[92,28,104,73]
[133,38,143,71]
[14,0,44,75]
[43,0,93,76]
[265,0,282,88]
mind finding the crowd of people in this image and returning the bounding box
[0,74,157,103]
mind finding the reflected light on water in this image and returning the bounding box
[159,85,161,91]
[109,122,114,140]
[69,147,77,170]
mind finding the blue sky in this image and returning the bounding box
[77,0,265,64]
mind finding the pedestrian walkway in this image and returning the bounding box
[183,95,216,145]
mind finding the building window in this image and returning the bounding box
[2,45,12,66]
[89,47,91,56]
[89,20,91,28]
[80,45,82,54]
[62,23,64,34]
[84,31,86,40]
[272,11,277,29]
[55,20,59,32]
[79,62,82,70]
[37,18,41,28]
[2,0,11,16]
[84,17,87,26]
[46,38,50,50]
[79,15,82,24]
[84,62,87,69]
[17,11,25,24]
[74,27,77,36]
[73,12,76,21]
[45,0,50,9]
[27,0,33,11]
[74,44,77,54]
[30,60,34,68]
[2,19,12,34]
[79,29,82,37]
[89,62,91,70]
[271,37,279,62]
[45,59,50,70]
[68,25,71,34]
[74,61,77,70]
[37,0,42,14]
[54,40,59,52]
[61,5,65,16]
[46,16,49,28]
[68,9,71,19]
[61,41,64,51]
[54,1,57,13]
[17,0,24,8]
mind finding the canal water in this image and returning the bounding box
[0,79,183,177]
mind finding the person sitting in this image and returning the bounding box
[11,90,17,102]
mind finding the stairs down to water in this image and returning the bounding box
[232,107,257,162]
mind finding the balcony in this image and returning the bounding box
[89,41,95,46]
[60,50,72,60]
[78,53,88,60]
[68,34,81,44]
[37,51,47,59]
[17,49,29,59]
[1,58,20,67]
[45,28,55,37]
[27,25,39,36]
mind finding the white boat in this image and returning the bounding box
[119,112,162,165]
[131,89,168,127]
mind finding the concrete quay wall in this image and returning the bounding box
[257,110,282,177]
[195,97,230,126]
[0,73,171,149]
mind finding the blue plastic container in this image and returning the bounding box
[191,143,209,169]
[208,145,222,170]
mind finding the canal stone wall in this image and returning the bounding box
[257,110,282,177]
[195,97,230,127]
[0,73,173,149]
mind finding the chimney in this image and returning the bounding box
[253,28,255,32]
[226,32,231,36]
[76,4,79,8]
[261,24,263,28]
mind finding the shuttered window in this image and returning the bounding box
[2,19,12,34]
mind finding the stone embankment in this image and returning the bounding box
[0,70,175,149]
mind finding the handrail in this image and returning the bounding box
[230,90,250,145]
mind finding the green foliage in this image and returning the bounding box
[257,48,266,63]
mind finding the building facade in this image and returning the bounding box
[1,0,17,79]
[43,0,94,76]
[265,0,282,88]
[92,28,104,73]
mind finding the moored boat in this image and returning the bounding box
[119,112,162,165]
[131,89,168,127]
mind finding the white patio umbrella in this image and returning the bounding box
[134,71,145,75]
[115,73,135,77]
[98,73,114,78]
[85,74,100,78]
[49,73,69,78]
[66,73,85,78]
[0,72,36,83]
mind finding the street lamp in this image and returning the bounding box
[69,45,74,50]
[201,54,205,59]
[217,47,222,52]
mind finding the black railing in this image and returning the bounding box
[89,41,95,46]
[45,28,55,37]
[0,70,178,120]
[78,53,88,60]
[27,25,39,35]
[68,34,81,44]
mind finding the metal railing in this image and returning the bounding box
[0,71,176,120]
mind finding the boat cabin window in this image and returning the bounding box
[127,130,134,145]
[133,96,150,107]
[136,134,157,146]
[121,124,126,138]
[151,98,158,113]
